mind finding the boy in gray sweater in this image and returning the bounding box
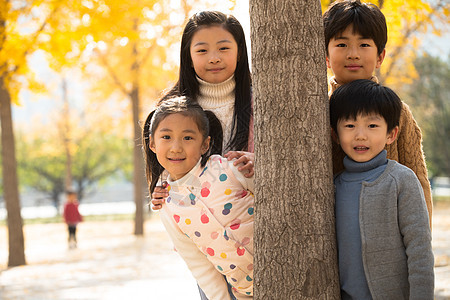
[330,79,434,300]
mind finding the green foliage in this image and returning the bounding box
[16,129,132,206]
[71,130,133,200]
[406,54,450,177]
[17,136,66,207]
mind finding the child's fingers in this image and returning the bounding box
[151,198,165,205]
[152,186,169,198]
[225,150,248,160]
[225,151,255,177]
[149,184,169,211]
[233,152,254,165]
[233,156,248,166]
[152,191,168,199]
[151,198,165,211]
[239,161,255,177]
[151,203,162,211]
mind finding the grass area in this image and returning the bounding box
[0,213,136,226]
[434,195,450,202]
[434,195,450,210]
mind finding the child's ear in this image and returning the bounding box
[202,136,211,154]
[376,49,386,69]
[386,126,399,145]
[331,128,339,144]
[149,136,156,153]
[326,55,331,69]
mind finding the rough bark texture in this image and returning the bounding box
[250,1,339,298]
[131,37,146,236]
[131,86,145,236]
[0,77,26,266]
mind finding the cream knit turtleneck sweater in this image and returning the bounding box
[197,75,236,152]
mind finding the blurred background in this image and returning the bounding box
[0,0,449,299]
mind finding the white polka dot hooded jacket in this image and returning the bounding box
[160,155,254,300]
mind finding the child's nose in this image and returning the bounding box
[208,52,220,63]
[355,128,367,140]
[347,46,360,59]
[170,140,183,152]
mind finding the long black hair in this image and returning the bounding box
[161,10,252,152]
[143,96,223,193]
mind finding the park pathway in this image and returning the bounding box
[1,203,449,299]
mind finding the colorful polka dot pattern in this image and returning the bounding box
[165,155,254,296]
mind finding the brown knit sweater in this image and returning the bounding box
[329,76,433,228]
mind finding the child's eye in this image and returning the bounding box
[368,124,378,128]
[196,49,207,53]
[184,136,193,141]
[162,135,171,140]
[336,43,347,48]
[360,43,372,48]
[220,47,230,51]
[344,124,355,128]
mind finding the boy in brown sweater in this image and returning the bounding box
[323,0,432,227]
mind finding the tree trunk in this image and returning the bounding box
[0,76,26,267]
[131,85,145,235]
[250,1,339,298]
[130,24,146,236]
[62,78,73,191]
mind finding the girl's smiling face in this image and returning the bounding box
[149,113,210,181]
[190,25,238,84]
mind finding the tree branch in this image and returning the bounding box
[94,48,130,96]
[11,0,64,74]
[382,0,446,81]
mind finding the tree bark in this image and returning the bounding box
[250,0,339,298]
[0,76,26,267]
[131,36,146,235]
[131,85,146,235]
[62,78,73,192]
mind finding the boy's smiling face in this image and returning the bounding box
[336,113,398,163]
[326,24,385,85]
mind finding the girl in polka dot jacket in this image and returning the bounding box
[143,97,254,300]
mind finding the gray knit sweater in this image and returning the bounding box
[334,151,434,299]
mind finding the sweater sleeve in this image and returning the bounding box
[228,159,254,193]
[396,103,432,228]
[159,208,231,300]
[396,168,434,299]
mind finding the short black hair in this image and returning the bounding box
[323,0,387,55]
[330,79,402,134]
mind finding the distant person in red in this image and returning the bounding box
[63,190,83,249]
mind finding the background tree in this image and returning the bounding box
[0,0,62,267]
[0,140,3,197]
[405,54,450,177]
[250,0,339,298]
[17,122,131,208]
[71,130,132,201]
[17,134,66,209]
